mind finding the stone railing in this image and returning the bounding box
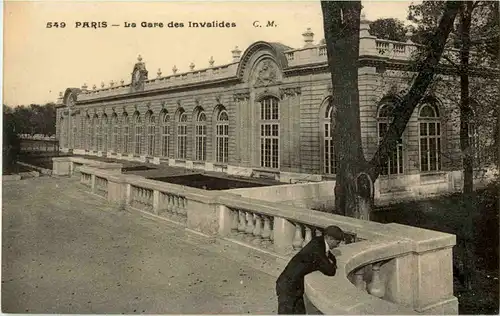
[284,39,422,67]
[52,156,123,177]
[74,165,458,315]
[77,63,239,101]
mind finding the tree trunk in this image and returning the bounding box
[458,2,476,291]
[459,2,474,195]
[321,1,370,219]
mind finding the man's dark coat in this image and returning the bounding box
[276,235,337,297]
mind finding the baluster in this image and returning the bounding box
[353,267,366,291]
[137,188,142,206]
[132,187,137,206]
[269,219,274,242]
[147,190,153,211]
[173,196,179,216]
[292,223,304,250]
[245,212,255,235]
[302,226,313,248]
[367,262,385,298]
[230,210,239,234]
[182,197,188,217]
[252,214,262,244]
[237,210,246,234]
[180,197,187,216]
[166,194,172,213]
[261,216,271,241]
[177,197,183,215]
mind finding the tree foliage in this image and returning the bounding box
[4,103,57,136]
[369,18,409,42]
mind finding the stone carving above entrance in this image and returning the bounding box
[253,59,278,88]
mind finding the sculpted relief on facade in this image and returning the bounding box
[252,59,279,88]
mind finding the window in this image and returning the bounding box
[71,116,77,149]
[161,112,170,157]
[260,97,279,169]
[122,114,129,154]
[419,103,441,172]
[177,112,188,159]
[216,110,229,163]
[92,115,98,151]
[59,117,65,147]
[134,114,142,155]
[147,113,156,156]
[102,115,108,152]
[378,103,404,175]
[85,115,91,150]
[111,114,118,152]
[323,100,337,174]
[195,111,207,161]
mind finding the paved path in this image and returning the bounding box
[2,177,277,314]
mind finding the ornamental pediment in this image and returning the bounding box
[252,59,282,88]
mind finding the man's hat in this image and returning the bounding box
[324,225,345,241]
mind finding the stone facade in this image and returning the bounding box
[55,17,496,195]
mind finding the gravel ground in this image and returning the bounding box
[2,177,277,314]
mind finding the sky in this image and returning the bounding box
[3,0,420,106]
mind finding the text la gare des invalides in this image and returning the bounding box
[74,20,238,28]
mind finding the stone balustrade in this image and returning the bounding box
[77,62,239,102]
[95,176,109,197]
[70,163,458,315]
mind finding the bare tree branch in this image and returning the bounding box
[368,1,462,180]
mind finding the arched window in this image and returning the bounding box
[71,116,77,149]
[195,111,207,161]
[161,112,170,157]
[323,99,337,174]
[85,115,91,150]
[92,114,98,151]
[260,96,279,169]
[377,102,404,175]
[111,114,118,153]
[122,113,129,154]
[59,117,65,147]
[216,109,229,163]
[134,113,142,155]
[147,113,156,156]
[102,114,108,152]
[419,103,441,172]
[177,112,188,159]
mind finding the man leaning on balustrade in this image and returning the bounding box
[276,225,344,314]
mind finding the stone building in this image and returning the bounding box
[56,16,496,200]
